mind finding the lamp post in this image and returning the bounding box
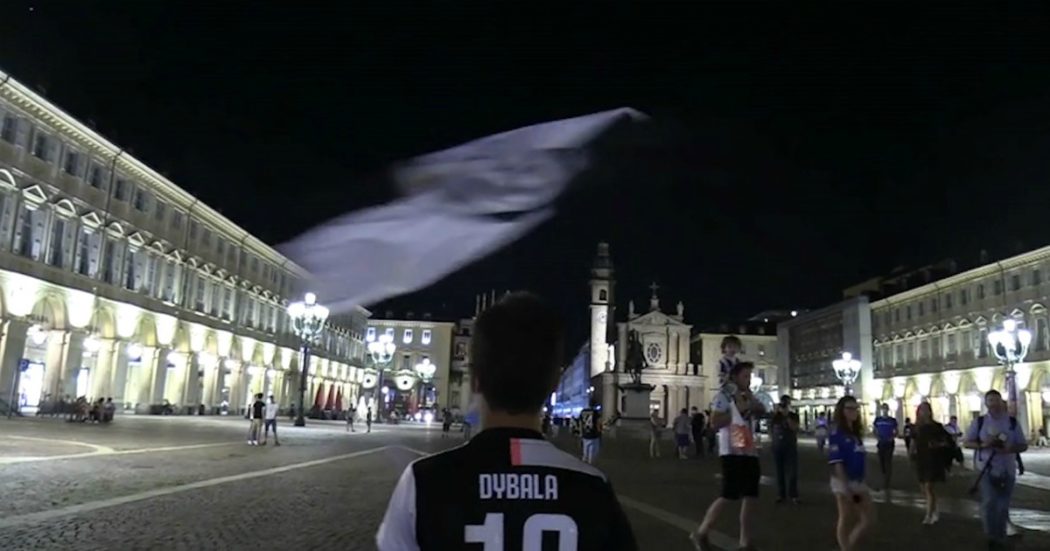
[988,319,1031,425]
[287,292,330,427]
[414,358,436,409]
[366,333,396,417]
[832,352,861,397]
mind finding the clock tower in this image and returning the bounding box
[590,242,615,379]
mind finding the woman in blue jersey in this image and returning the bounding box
[828,396,875,551]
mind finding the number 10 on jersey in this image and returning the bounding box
[465,513,578,550]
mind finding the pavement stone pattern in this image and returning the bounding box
[553,434,1050,550]
[0,416,1048,550]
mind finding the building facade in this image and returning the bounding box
[362,317,454,415]
[777,296,873,429]
[870,247,1050,438]
[0,69,367,416]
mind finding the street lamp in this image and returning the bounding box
[832,352,861,397]
[365,332,397,416]
[287,292,330,427]
[988,318,1031,422]
[414,359,436,409]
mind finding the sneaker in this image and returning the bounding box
[260,441,267,446]
[929,512,939,525]
[922,514,931,525]
[275,442,281,446]
[689,531,713,551]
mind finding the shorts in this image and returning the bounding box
[720,455,760,500]
[264,419,277,431]
[675,433,691,447]
[830,478,870,496]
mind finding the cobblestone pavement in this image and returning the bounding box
[1,416,1049,550]
[563,434,1050,550]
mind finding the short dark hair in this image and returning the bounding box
[729,361,754,378]
[985,389,1002,399]
[471,292,564,415]
[721,335,742,351]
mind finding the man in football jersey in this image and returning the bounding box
[376,292,638,550]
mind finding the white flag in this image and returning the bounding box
[282,107,646,313]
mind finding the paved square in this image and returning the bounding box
[1,417,1049,550]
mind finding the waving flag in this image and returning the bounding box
[282,107,646,313]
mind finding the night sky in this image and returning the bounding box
[3,3,1050,349]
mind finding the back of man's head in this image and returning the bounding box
[471,292,564,415]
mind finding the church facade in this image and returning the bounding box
[589,244,708,422]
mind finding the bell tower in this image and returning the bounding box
[590,242,615,378]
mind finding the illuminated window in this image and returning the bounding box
[385,327,395,338]
[366,327,376,341]
[403,329,413,344]
[421,329,432,345]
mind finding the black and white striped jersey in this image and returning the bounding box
[376,427,637,551]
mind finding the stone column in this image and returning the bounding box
[142,347,164,407]
[182,354,203,413]
[602,373,616,413]
[90,339,117,400]
[0,319,31,411]
[110,343,133,408]
[58,332,87,399]
[43,331,70,399]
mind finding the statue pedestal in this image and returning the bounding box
[614,382,654,439]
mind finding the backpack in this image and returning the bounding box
[976,415,1025,475]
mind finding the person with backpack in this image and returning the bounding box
[964,389,1028,550]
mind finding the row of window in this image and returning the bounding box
[1,109,290,297]
[365,326,433,346]
[0,188,359,361]
[876,268,1044,328]
[874,317,1049,370]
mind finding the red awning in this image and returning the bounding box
[313,383,325,409]
[324,385,336,411]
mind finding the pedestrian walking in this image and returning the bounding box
[581,407,602,464]
[903,417,914,451]
[366,407,373,433]
[441,408,453,437]
[828,395,875,551]
[944,415,965,471]
[690,407,706,457]
[815,411,829,454]
[690,362,765,551]
[673,408,692,460]
[963,389,1028,550]
[649,409,664,458]
[346,406,356,432]
[261,395,280,446]
[247,393,265,446]
[910,401,951,525]
[872,403,899,491]
[375,292,637,550]
[770,395,800,504]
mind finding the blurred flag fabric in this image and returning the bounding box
[281,107,646,314]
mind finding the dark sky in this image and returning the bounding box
[3,3,1050,349]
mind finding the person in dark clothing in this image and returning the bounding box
[770,395,800,504]
[376,292,637,551]
[366,407,373,433]
[872,403,899,491]
[248,393,265,446]
[903,417,915,451]
[910,402,951,525]
[690,407,706,457]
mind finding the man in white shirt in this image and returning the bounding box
[261,395,280,446]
